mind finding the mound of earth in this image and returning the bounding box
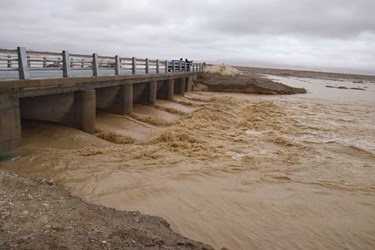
[197,68,306,95]
[0,170,213,250]
[203,64,243,76]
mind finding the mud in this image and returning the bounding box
[1,73,375,249]
[0,170,213,250]
[197,73,306,94]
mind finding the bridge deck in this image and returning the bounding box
[0,46,203,151]
[0,72,197,98]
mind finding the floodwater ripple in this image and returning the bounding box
[2,77,375,250]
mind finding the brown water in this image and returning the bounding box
[2,76,375,249]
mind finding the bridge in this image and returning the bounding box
[0,47,204,151]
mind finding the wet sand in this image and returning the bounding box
[1,75,375,249]
[0,170,213,250]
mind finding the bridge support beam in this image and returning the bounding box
[167,79,174,101]
[123,84,133,115]
[0,93,22,151]
[96,85,133,115]
[179,78,186,97]
[19,91,96,136]
[186,76,193,92]
[149,80,157,106]
[75,90,96,134]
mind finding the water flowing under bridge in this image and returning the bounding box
[0,47,203,151]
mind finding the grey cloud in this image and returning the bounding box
[200,0,375,38]
[0,0,374,74]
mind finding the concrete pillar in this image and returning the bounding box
[123,84,133,115]
[75,90,95,134]
[167,79,174,101]
[0,93,22,151]
[156,59,160,73]
[172,61,176,72]
[149,80,157,106]
[115,55,120,75]
[17,47,29,80]
[93,53,99,76]
[179,78,186,97]
[132,57,136,74]
[145,58,149,74]
[186,76,193,92]
[62,50,71,78]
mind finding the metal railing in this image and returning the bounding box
[0,47,204,80]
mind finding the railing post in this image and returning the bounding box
[172,61,176,73]
[184,61,187,72]
[27,55,31,68]
[192,63,195,72]
[145,58,149,74]
[81,58,84,69]
[115,55,120,75]
[156,59,160,73]
[179,60,182,72]
[17,47,29,80]
[43,56,47,68]
[62,50,71,78]
[165,60,168,73]
[132,57,136,74]
[93,53,99,76]
[7,55,11,68]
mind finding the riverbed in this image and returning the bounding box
[2,75,375,249]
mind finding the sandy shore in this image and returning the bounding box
[0,169,213,250]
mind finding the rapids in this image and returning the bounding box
[1,76,375,249]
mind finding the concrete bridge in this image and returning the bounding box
[0,47,203,151]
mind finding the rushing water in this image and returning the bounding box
[2,76,375,249]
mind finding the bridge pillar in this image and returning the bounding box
[149,80,157,106]
[179,78,186,97]
[0,93,22,151]
[167,79,174,101]
[75,90,96,134]
[186,76,193,92]
[123,84,133,115]
[96,84,133,115]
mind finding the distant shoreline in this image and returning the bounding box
[234,66,375,82]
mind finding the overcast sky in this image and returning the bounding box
[0,0,374,74]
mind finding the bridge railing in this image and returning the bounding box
[0,47,204,80]
[0,48,19,74]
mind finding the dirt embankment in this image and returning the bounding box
[0,170,213,250]
[196,65,306,95]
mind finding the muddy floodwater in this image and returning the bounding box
[2,76,375,249]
